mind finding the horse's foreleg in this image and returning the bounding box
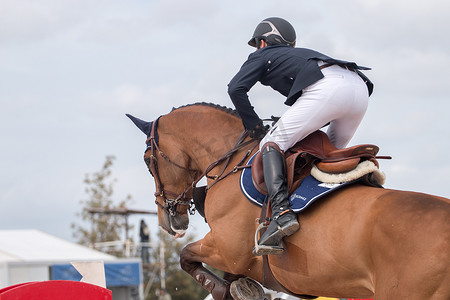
[180,234,232,300]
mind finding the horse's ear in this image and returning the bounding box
[126,114,152,137]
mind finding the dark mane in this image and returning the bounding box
[171,102,240,118]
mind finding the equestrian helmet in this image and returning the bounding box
[248,17,296,48]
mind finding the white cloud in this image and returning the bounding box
[1,0,450,243]
[0,0,88,44]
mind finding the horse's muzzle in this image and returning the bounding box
[170,214,189,238]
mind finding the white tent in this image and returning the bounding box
[0,229,142,300]
[0,229,116,287]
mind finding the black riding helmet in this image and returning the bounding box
[248,17,296,48]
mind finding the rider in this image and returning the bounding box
[228,17,373,255]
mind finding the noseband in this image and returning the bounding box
[144,116,259,217]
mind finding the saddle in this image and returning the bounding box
[252,130,380,194]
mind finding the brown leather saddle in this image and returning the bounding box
[252,130,380,194]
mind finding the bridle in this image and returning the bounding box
[144,117,195,216]
[144,117,259,217]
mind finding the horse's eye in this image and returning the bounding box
[143,157,154,177]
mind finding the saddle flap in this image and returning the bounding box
[285,152,313,193]
[251,151,267,194]
[251,150,313,195]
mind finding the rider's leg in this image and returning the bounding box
[256,65,369,255]
[260,65,369,152]
[326,76,369,149]
[255,143,299,255]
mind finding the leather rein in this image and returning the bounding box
[144,117,259,217]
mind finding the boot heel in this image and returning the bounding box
[278,212,300,236]
[281,221,300,236]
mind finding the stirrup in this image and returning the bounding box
[252,222,285,256]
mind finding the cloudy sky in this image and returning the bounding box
[1,0,449,244]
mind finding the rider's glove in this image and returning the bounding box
[249,122,269,140]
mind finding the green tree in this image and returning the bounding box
[72,155,211,298]
[144,230,209,300]
[71,155,133,256]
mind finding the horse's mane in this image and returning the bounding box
[171,102,240,118]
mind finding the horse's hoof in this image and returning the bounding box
[230,277,266,300]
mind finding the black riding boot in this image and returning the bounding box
[254,145,300,256]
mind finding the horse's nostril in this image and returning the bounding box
[170,214,189,231]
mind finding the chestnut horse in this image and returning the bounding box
[128,103,450,300]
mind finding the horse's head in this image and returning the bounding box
[127,113,201,238]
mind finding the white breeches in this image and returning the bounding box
[260,63,369,151]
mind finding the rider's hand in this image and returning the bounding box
[249,122,269,140]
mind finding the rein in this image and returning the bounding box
[145,117,259,216]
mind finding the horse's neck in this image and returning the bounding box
[160,108,244,171]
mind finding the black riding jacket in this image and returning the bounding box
[228,44,373,130]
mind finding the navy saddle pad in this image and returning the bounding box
[240,153,355,212]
